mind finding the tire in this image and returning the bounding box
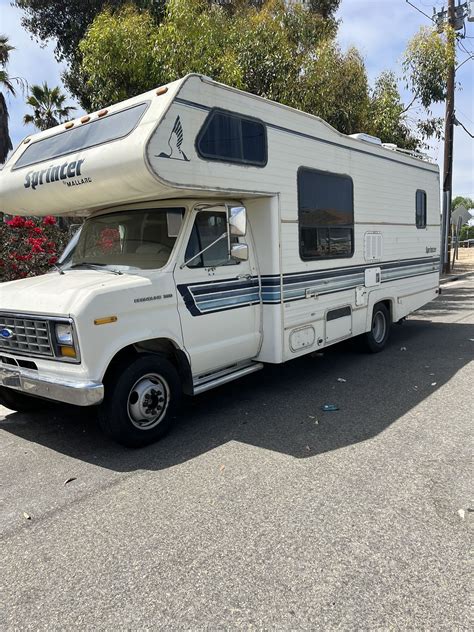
[0,386,48,413]
[97,354,181,448]
[364,303,390,353]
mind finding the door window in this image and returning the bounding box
[185,210,239,268]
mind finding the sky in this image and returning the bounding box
[1,0,473,197]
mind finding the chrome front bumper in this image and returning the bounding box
[0,365,104,406]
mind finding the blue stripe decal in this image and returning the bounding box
[178,257,440,316]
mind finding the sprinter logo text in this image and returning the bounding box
[24,160,86,190]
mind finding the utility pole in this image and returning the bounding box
[434,0,473,273]
[441,0,456,274]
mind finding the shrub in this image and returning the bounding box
[0,216,70,282]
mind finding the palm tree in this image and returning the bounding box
[0,35,17,164]
[23,83,76,131]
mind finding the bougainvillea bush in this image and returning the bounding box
[0,216,70,282]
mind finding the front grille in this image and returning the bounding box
[0,314,54,358]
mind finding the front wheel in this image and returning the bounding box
[364,303,390,353]
[98,354,181,448]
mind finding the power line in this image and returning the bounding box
[458,39,474,55]
[405,0,434,22]
[455,116,474,137]
[457,107,474,125]
[456,54,474,69]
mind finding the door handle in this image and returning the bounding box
[237,273,252,280]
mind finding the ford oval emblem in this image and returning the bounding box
[0,328,14,339]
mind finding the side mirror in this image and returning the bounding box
[230,243,249,261]
[228,205,247,236]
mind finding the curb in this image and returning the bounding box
[440,271,474,285]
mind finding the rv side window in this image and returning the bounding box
[196,110,267,167]
[297,168,354,260]
[185,211,239,268]
[416,190,427,229]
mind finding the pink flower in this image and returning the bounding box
[43,215,57,225]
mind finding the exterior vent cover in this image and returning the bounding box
[349,133,382,145]
[364,232,383,261]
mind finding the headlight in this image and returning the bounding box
[55,323,74,346]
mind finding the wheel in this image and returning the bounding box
[364,303,390,353]
[0,386,48,413]
[98,354,181,448]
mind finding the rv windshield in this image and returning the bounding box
[63,208,185,271]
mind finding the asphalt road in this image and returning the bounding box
[1,277,472,630]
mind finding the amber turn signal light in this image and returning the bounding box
[60,346,77,358]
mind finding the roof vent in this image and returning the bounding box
[349,133,382,145]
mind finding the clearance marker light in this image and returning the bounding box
[24,138,31,144]
[97,109,108,117]
[80,115,90,124]
[156,86,168,96]
[64,122,74,129]
[94,316,118,326]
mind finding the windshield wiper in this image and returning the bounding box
[69,262,123,275]
[51,262,65,275]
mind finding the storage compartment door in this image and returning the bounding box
[325,306,352,343]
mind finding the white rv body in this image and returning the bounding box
[0,75,440,445]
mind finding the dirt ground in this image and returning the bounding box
[449,246,474,276]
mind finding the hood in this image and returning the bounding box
[0,269,153,316]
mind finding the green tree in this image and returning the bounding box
[79,0,369,137]
[307,0,341,18]
[23,82,76,131]
[401,25,454,146]
[0,35,18,164]
[13,0,341,110]
[459,225,474,241]
[452,196,474,210]
[296,41,369,135]
[367,71,416,149]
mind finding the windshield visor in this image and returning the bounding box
[65,208,185,271]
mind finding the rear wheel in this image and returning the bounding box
[364,303,390,353]
[98,354,181,448]
[0,387,47,413]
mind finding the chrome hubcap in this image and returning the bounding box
[127,373,170,430]
[372,311,387,344]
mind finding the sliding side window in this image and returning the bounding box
[415,190,427,229]
[298,168,354,260]
[197,109,267,167]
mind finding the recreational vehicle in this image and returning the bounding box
[0,75,441,446]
